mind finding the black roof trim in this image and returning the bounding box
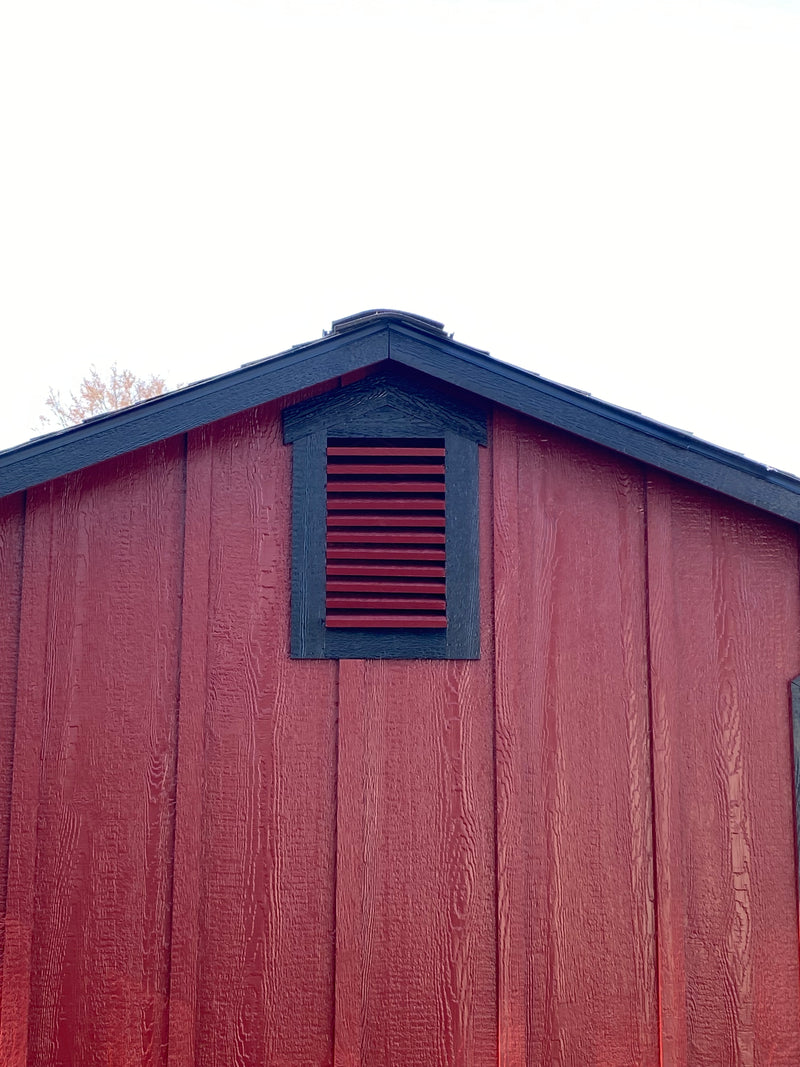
[0,324,390,498]
[1,312,799,523]
[386,324,800,522]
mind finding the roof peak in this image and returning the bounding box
[3,312,800,523]
[328,309,447,338]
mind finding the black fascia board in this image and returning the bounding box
[0,324,389,498]
[2,313,800,526]
[386,324,800,525]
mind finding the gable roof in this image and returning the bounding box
[2,309,799,523]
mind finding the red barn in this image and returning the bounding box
[1,309,799,1066]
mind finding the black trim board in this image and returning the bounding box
[284,370,484,659]
[387,325,800,524]
[0,326,389,498]
[283,365,487,446]
[1,312,800,525]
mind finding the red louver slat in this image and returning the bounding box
[326,596,447,611]
[326,563,446,578]
[327,463,445,476]
[327,514,446,528]
[327,497,444,511]
[327,446,445,457]
[327,479,444,494]
[327,530,446,544]
[325,440,447,630]
[327,546,445,560]
[327,580,447,594]
[328,615,447,629]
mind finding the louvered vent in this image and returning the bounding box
[326,438,447,629]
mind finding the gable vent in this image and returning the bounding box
[326,438,447,629]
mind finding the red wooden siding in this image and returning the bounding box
[647,474,800,1065]
[2,443,185,1067]
[493,410,658,1065]
[181,406,338,1066]
[0,494,24,996]
[0,483,52,1066]
[334,439,495,1066]
[166,426,211,1067]
[1,391,799,1065]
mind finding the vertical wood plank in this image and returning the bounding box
[192,402,338,1067]
[647,473,800,1066]
[334,439,496,1067]
[27,441,184,1066]
[332,656,380,1067]
[646,474,690,1065]
[792,676,800,919]
[0,494,24,993]
[167,429,212,1067]
[0,488,49,1067]
[493,410,658,1065]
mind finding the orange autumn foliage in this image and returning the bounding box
[41,364,168,429]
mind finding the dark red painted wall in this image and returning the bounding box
[0,394,799,1065]
[0,492,24,1002]
[646,472,800,1064]
[493,411,658,1065]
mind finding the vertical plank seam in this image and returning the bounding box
[0,491,27,1041]
[488,410,502,1067]
[492,411,521,1067]
[791,679,800,959]
[25,489,53,1066]
[22,488,56,1065]
[164,433,189,1066]
[0,486,54,1065]
[165,430,214,1067]
[193,430,215,1063]
[642,471,665,1067]
[331,655,340,1067]
[792,516,800,1005]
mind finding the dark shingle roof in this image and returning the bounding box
[2,310,799,523]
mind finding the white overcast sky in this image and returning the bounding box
[2,0,799,474]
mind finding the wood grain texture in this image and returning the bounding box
[647,473,800,1066]
[493,409,658,1066]
[190,400,338,1066]
[4,381,800,1067]
[167,429,212,1067]
[0,489,39,1067]
[0,493,24,993]
[1,441,185,1067]
[791,676,800,920]
[334,439,496,1067]
[283,367,487,446]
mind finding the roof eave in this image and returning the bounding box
[0,322,391,499]
[2,316,800,525]
[386,323,800,523]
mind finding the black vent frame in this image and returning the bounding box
[283,368,486,659]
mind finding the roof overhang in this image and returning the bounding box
[2,311,800,524]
